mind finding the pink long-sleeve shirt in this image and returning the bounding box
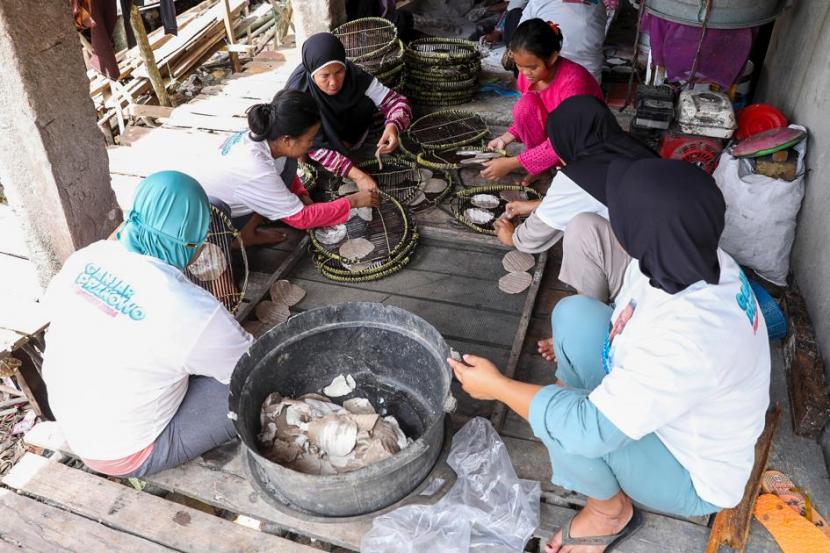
[509,57,604,175]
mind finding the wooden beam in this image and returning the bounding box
[705,406,781,553]
[129,4,172,107]
[4,453,321,553]
[784,287,830,438]
[129,104,175,119]
[490,251,549,431]
[222,0,242,72]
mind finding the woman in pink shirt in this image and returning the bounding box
[481,19,604,185]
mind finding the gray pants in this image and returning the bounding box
[126,376,236,478]
[559,213,631,304]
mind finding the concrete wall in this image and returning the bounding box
[756,1,830,360]
[0,1,119,285]
[292,0,347,48]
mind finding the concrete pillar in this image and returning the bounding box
[0,0,120,286]
[292,0,347,48]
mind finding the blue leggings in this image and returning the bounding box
[542,295,720,517]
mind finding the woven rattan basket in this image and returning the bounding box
[405,38,481,65]
[297,160,319,193]
[451,185,542,235]
[408,110,489,151]
[333,17,397,62]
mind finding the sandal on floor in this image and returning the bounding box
[558,508,644,551]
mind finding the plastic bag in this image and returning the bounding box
[713,125,807,286]
[361,417,541,553]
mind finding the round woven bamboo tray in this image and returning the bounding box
[309,190,414,263]
[333,17,397,62]
[375,62,404,83]
[405,38,481,65]
[312,232,418,282]
[406,62,480,81]
[356,156,423,206]
[451,184,542,235]
[416,145,503,171]
[408,110,489,151]
[358,39,404,75]
[407,169,455,213]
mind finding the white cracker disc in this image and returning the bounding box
[270,279,306,307]
[500,190,528,202]
[498,271,533,294]
[339,238,375,260]
[316,224,347,245]
[470,194,500,209]
[338,181,358,196]
[418,168,433,182]
[424,178,448,194]
[188,242,227,282]
[502,250,535,273]
[409,191,427,206]
[255,300,290,325]
[464,207,494,225]
[349,207,373,222]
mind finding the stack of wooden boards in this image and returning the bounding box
[89,0,277,130]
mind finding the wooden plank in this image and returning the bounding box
[0,298,48,339]
[491,250,549,431]
[536,501,711,553]
[0,488,174,553]
[706,407,781,553]
[3,453,319,553]
[164,111,248,132]
[236,236,310,322]
[129,104,175,119]
[783,287,830,438]
[293,263,527,315]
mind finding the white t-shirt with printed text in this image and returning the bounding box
[42,240,253,460]
[192,132,304,221]
[589,250,770,508]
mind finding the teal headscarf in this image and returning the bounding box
[117,171,210,270]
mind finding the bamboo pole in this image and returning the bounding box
[222,0,242,72]
[128,4,171,107]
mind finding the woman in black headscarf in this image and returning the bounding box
[285,33,413,191]
[495,95,656,255]
[450,158,769,552]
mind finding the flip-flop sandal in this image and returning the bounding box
[754,493,830,553]
[557,507,644,552]
[762,470,830,538]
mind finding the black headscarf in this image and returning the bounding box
[546,95,656,204]
[606,158,726,295]
[285,33,376,154]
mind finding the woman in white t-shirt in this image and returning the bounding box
[495,95,656,254]
[195,89,378,247]
[450,159,770,552]
[43,171,255,478]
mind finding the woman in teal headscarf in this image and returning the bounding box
[43,171,254,478]
[117,170,211,270]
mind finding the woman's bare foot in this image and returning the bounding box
[239,226,287,247]
[545,494,634,553]
[538,337,556,361]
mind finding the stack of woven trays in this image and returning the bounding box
[404,38,481,106]
[333,17,404,90]
[308,190,419,282]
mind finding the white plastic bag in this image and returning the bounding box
[713,125,807,286]
[361,417,541,553]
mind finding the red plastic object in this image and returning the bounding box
[659,132,725,175]
[733,126,806,158]
[736,104,788,141]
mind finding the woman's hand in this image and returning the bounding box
[348,189,380,209]
[505,199,539,218]
[299,194,314,206]
[349,168,378,191]
[487,132,514,152]
[480,156,522,180]
[448,354,507,401]
[494,218,515,247]
[377,124,399,155]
